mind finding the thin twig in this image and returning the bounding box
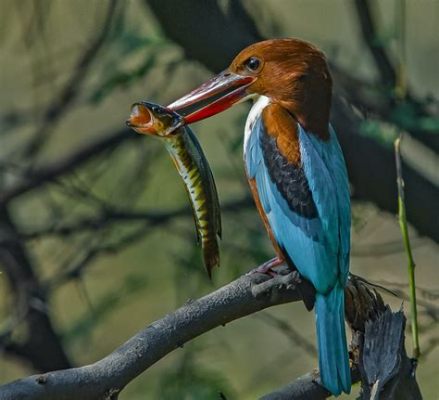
[22,0,119,157]
[394,135,420,358]
[255,312,317,357]
[18,196,252,240]
[0,128,133,205]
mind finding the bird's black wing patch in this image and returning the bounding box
[260,131,318,219]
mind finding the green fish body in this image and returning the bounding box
[127,101,221,277]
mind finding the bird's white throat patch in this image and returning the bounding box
[244,95,270,156]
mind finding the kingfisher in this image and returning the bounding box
[168,38,351,396]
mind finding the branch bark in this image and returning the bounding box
[0,269,422,400]
[146,0,260,72]
[0,206,71,372]
[0,128,134,205]
[260,308,422,400]
[0,271,303,400]
[361,310,422,399]
[261,275,422,399]
[353,0,396,89]
[260,369,361,400]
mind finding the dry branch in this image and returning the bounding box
[0,128,133,205]
[0,270,303,400]
[260,369,361,400]
[0,269,422,400]
[0,207,71,372]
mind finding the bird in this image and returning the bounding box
[168,38,351,396]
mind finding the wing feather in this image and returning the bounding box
[245,117,350,293]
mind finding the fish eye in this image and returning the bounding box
[245,56,261,72]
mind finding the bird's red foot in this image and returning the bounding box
[247,257,285,277]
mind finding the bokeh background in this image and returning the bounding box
[0,1,438,399]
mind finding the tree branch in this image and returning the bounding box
[0,268,422,400]
[353,0,396,88]
[0,271,303,400]
[261,275,422,399]
[361,309,422,399]
[22,0,119,157]
[260,369,361,400]
[18,196,252,240]
[0,128,134,205]
[0,206,71,372]
[146,0,261,72]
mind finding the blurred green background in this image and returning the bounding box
[0,1,438,399]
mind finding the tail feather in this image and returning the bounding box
[315,282,351,396]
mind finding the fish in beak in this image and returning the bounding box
[126,101,222,278]
[168,70,255,124]
[126,101,183,136]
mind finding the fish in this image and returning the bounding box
[126,101,221,278]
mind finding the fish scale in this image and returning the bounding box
[167,138,210,232]
[164,130,221,277]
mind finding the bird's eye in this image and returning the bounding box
[245,56,261,72]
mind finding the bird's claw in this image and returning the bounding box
[246,257,288,277]
[250,270,301,298]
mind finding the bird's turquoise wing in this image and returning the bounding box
[245,117,350,292]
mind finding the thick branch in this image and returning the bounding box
[146,0,261,72]
[261,276,422,399]
[0,269,423,400]
[353,0,396,88]
[261,309,422,400]
[0,206,71,372]
[0,272,302,400]
[361,310,422,399]
[260,369,361,400]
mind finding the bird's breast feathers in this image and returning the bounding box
[244,101,350,293]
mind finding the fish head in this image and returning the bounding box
[126,102,184,137]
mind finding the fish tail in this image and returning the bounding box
[315,282,351,396]
[201,236,220,279]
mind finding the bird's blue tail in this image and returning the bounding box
[315,282,351,396]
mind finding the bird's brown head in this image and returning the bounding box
[169,38,332,138]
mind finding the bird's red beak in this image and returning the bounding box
[168,70,255,124]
